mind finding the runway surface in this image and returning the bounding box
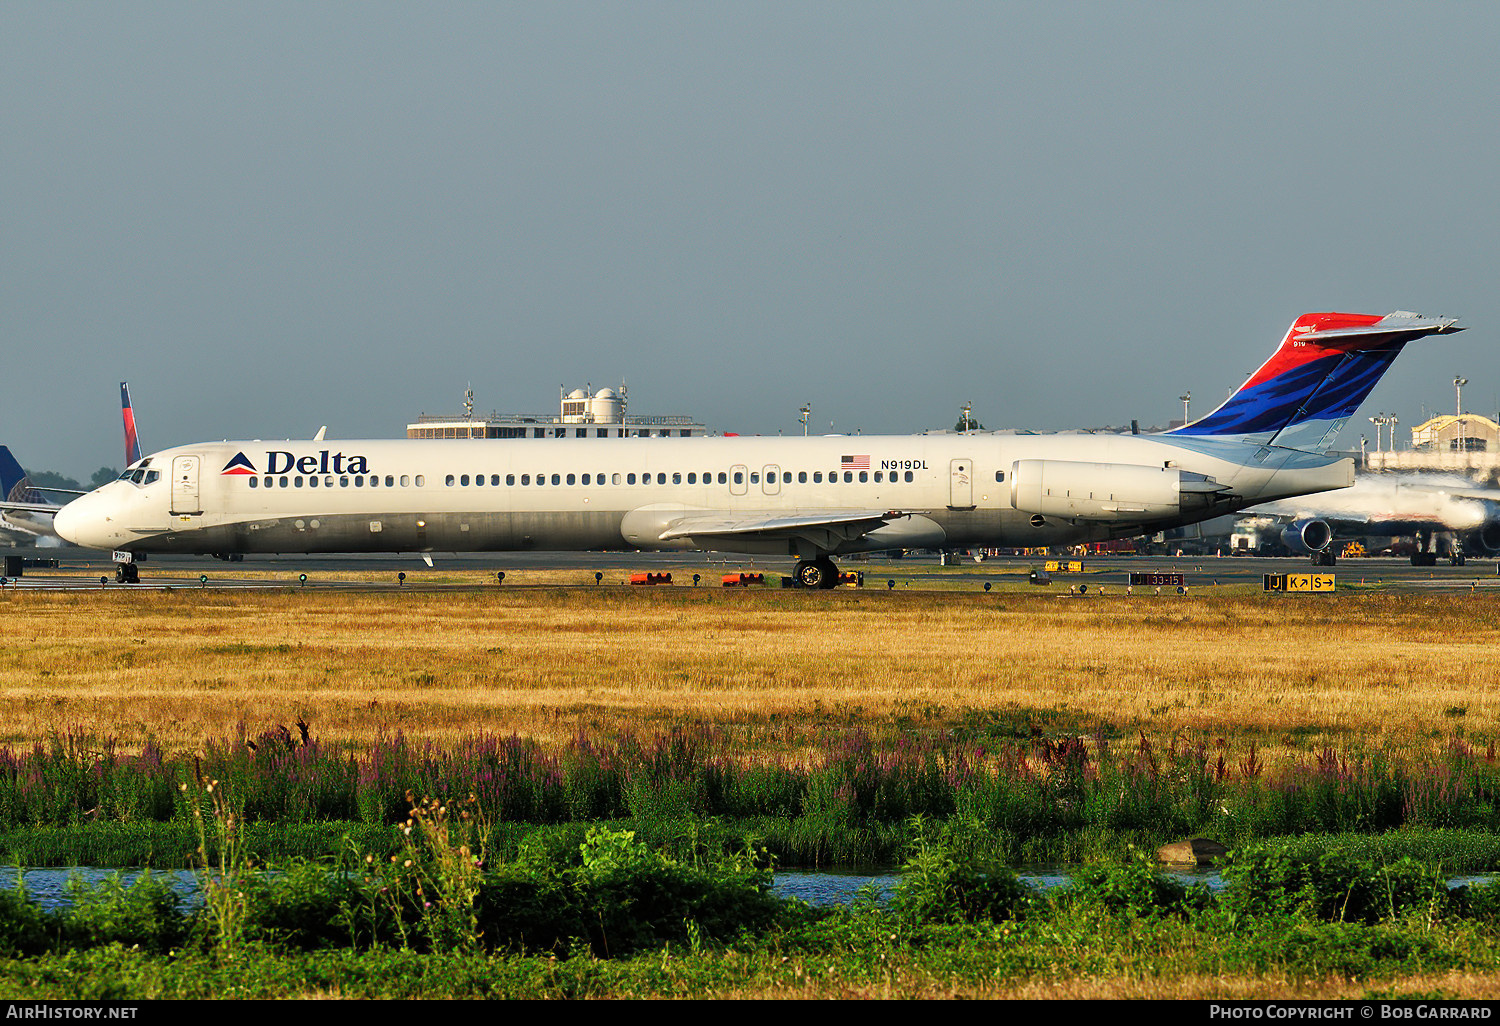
[3,546,1497,593]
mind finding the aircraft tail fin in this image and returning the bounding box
[0,446,40,505]
[121,382,141,467]
[1168,311,1463,452]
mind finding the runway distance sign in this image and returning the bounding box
[1129,572,1186,587]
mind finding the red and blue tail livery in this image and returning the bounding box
[121,382,142,467]
[1170,311,1463,451]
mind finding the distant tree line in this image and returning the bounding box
[27,468,119,492]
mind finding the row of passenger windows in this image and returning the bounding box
[442,469,921,487]
[243,469,1005,490]
[249,475,425,489]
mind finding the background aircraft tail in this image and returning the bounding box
[1168,311,1463,452]
[121,382,141,466]
[0,446,41,505]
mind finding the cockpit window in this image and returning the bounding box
[121,468,161,487]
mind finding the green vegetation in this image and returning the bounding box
[4,809,1500,999]
[4,727,1500,870]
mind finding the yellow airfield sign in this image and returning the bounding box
[1263,573,1335,593]
[1044,561,1084,573]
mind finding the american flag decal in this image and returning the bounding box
[840,454,870,470]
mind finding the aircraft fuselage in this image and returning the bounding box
[56,432,1352,558]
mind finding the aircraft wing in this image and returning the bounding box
[657,509,900,545]
[0,501,61,516]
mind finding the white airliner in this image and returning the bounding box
[54,311,1464,586]
[0,445,68,544]
[1238,472,1500,566]
[0,384,145,547]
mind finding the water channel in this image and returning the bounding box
[4,865,1231,912]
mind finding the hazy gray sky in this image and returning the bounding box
[4,1,1496,475]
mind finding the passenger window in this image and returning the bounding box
[521,474,530,485]
[672,472,682,484]
[506,474,515,486]
[249,477,258,489]
[750,472,760,484]
[905,471,914,482]
[657,473,666,484]
[814,471,822,483]
[295,477,304,488]
[612,473,621,485]
[798,472,807,483]
[280,477,289,488]
[309,477,319,488]
[552,474,561,485]
[627,473,636,485]
[581,473,590,485]
[385,476,394,487]
[355,476,364,487]
[340,476,349,487]
[400,475,410,487]
[687,472,696,484]
[491,475,500,486]
[995,471,1005,482]
[718,472,727,484]
[474,474,483,487]
[566,473,576,485]
[859,472,868,483]
[446,475,456,486]
[415,476,424,487]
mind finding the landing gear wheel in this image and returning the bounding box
[115,563,139,584]
[794,557,839,590]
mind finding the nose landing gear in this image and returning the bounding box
[115,562,139,584]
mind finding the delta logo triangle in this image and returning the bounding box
[221,452,257,476]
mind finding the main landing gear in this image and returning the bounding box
[115,562,140,584]
[1410,531,1465,566]
[794,556,840,590]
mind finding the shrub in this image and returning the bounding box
[1060,851,1212,919]
[0,881,52,956]
[889,817,1033,925]
[1223,844,1455,924]
[59,872,189,954]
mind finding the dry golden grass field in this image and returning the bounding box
[1,583,1497,762]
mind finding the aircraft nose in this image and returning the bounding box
[53,491,115,549]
